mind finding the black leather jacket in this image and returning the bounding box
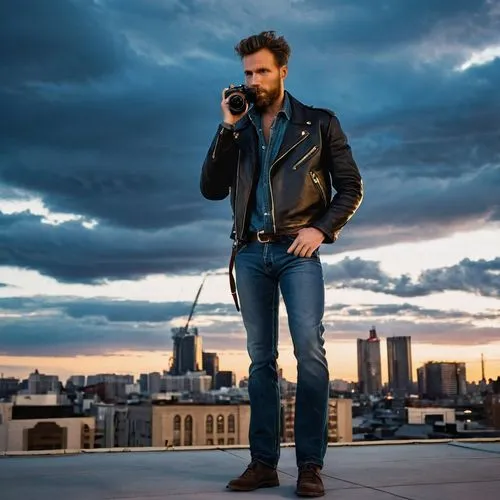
[200,92,363,244]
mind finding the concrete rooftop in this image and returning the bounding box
[1,440,500,499]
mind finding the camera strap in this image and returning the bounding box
[228,244,240,312]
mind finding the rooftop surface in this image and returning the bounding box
[2,440,500,499]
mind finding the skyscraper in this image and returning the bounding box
[170,327,203,375]
[387,336,413,395]
[180,332,203,372]
[417,366,426,395]
[215,371,236,389]
[420,362,467,398]
[202,352,219,389]
[357,327,382,395]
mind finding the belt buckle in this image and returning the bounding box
[257,231,272,243]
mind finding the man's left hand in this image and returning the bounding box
[287,227,325,257]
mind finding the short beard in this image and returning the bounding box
[254,81,282,112]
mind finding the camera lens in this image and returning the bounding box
[228,94,245,114]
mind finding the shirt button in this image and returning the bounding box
[262,145,265,149]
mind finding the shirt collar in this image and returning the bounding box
[281,91,292,120]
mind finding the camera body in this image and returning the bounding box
[224,85,257,115]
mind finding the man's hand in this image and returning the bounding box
[221,85,248,126]
[287,227,325,257]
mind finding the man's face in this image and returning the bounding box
[243,48,287,110]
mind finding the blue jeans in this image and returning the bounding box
[235,240,329,468]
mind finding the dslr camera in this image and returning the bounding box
[224,85,257,115]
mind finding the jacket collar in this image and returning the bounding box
[287,91,313,125]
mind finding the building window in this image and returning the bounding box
[184,415,193,446]
[173,415,181,446]
[206,438,214,445]
[228,414,235,433]
[174,415,181,431]
[228,438,235,445]
[218,438,225,445]
[217,414,224,433]
[206,415,213,434]
[27,422,66,451]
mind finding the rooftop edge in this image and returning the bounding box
[2,437,500,458]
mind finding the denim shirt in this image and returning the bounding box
[247,92,292,233]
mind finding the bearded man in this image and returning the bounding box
[200,31,363,497]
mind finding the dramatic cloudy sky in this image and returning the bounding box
[1,0,499,383]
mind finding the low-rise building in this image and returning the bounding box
[407,407,456,425]
[0,402,95,452]
[282,398,353,444]
[152,402,251,447]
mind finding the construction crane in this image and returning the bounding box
[167,271,225,374]
[183,274,207,331]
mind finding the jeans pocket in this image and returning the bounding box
[292,248,320,260]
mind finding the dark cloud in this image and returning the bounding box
[2,295,495,327]
[0,0,499,281]
[324,256,500,298]
[0,212,231,282]
[1,201,499,300]
[0,0,129,84]
[0,0,228,233]
[0,292,498,357]
[328,303,500,322]
[0,316,170,357]
[0,296,235,323]
[103,0,498,60]
[0,305,245,358]
[0,306,497,357]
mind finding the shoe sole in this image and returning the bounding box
[295,490,325,498]
[227,479,280,491]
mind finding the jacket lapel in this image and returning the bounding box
[271,92,315,168]
[236,120,259,180]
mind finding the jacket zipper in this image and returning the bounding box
[292,145,319,170]
[310,171,327,207]
[269,131,311,232]
[271,131,310,169]
[212,127,224,160]
[234,150,242,242]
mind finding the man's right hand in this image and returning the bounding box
[221,85,249,126]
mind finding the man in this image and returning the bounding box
[200,31,363,497]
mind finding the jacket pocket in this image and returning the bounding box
[309,171,328,207]
[292,145,319,170]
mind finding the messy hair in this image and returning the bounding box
[234,31,291,67]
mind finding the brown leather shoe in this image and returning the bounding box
[295,464,325,497]
[226,460,279,491]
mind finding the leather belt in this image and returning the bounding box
[246,232,297,243]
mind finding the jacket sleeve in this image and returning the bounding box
[312,114,363,243]
[200,124,239,200]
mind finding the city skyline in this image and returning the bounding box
[0,1,499,384]
[1,331,497,386]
